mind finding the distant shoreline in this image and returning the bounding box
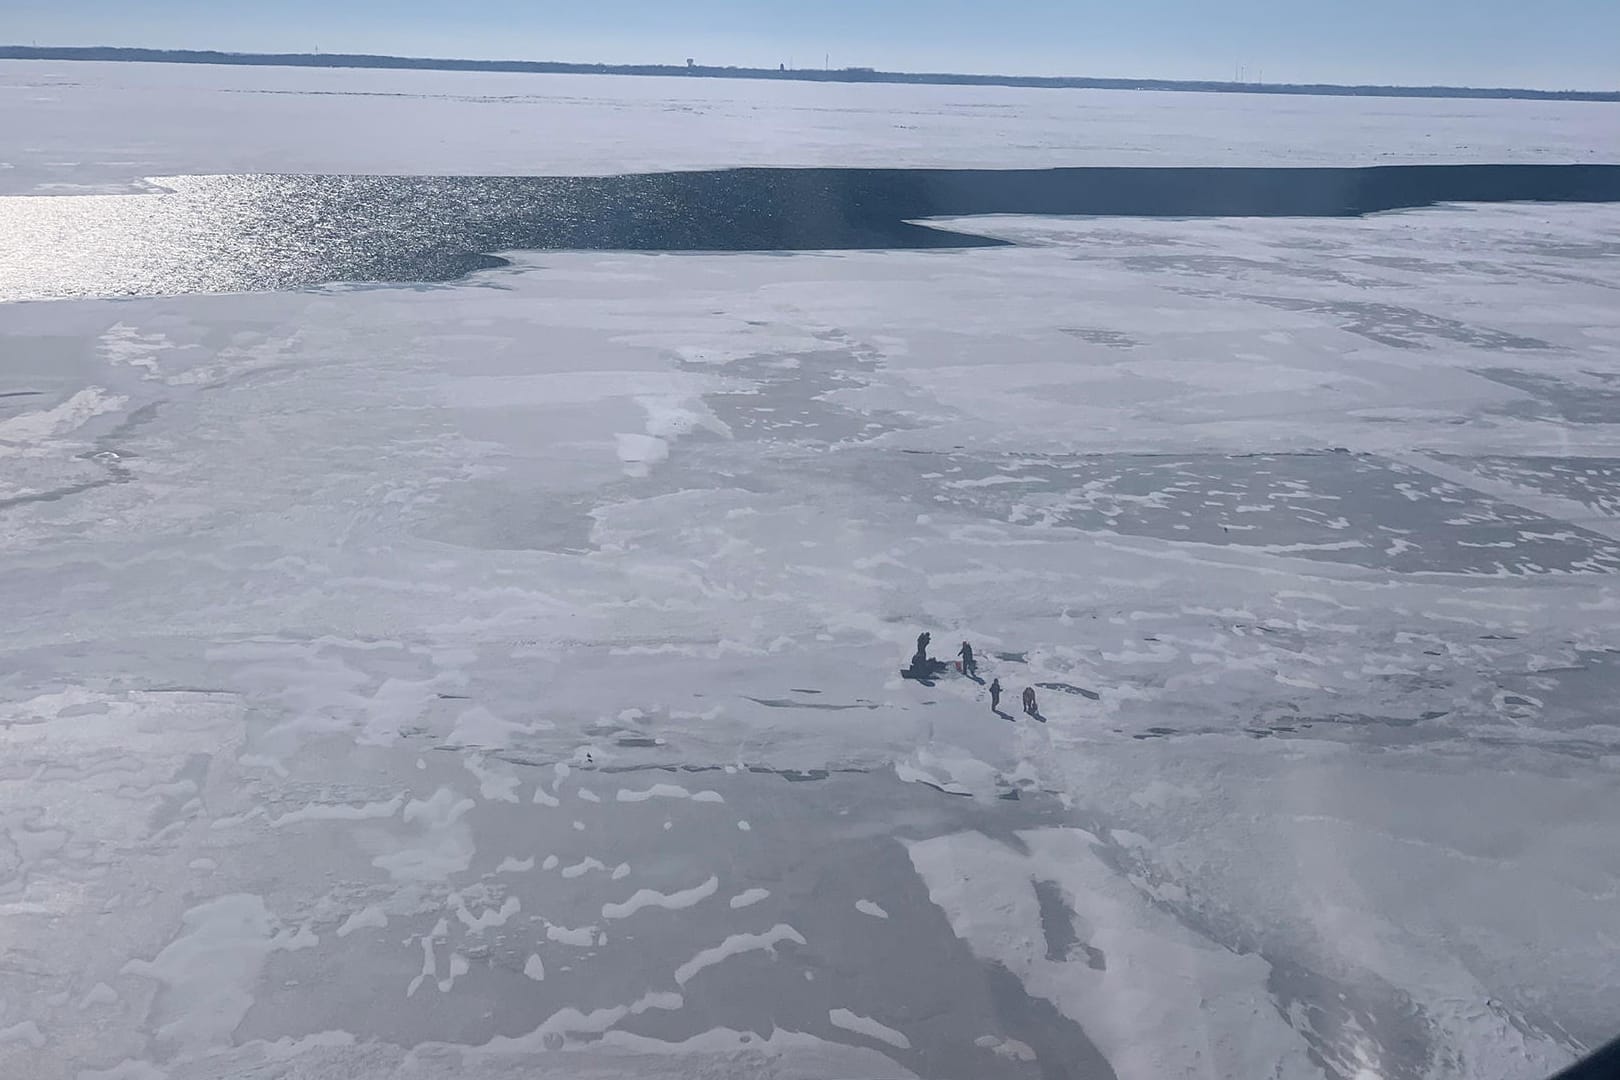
[4,45,1617,103]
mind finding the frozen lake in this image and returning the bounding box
[6,60,1620,194]
[3,61,1620,1080]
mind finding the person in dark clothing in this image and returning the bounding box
[957,641,976,678]
[1022,686,1038,717]
[903,630,948,683]
[988,678,1002,712]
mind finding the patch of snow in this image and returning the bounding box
[79,982,119,1008]
[268,794,403,827]
[544,922,599,948]
[0,386,124,447]
[907,828,1326,1080]
[463,754,522,803]
[560,857,606,879]
[674,924,805,985]
[335,905,388,937]
[828,1007,910,1050]
[370,787,476,882]
[854,899,889,919]
[0,1020,45,1048]
[616,783,694,802]
[450,893,520,932]
[120,893,279,1049]
[601,875,719,920]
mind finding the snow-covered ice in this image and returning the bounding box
[601,876,719,920]
[829,1006,912,1050]
[4,59,1620,1080]
[674,925,809,987]
[3,60,1620,195]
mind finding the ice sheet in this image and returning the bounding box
[1,60,1618,195]
[3,172,1620,1080]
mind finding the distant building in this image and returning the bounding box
[686,58,694,68]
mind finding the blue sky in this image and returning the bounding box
[9,0,1620,89]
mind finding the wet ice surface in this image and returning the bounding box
[228,763,1104,1080]
[1435,456,1620,515]
[869,449,1620,575]
[6,193,1620,1080]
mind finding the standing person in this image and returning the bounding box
[1022,686,1038,717]
[914,632,931,667]
[957,641,976,678]
[989,678,1003,713]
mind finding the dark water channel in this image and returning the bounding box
[4,164,1620,300]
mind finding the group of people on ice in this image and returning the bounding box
[905,632,1043,722]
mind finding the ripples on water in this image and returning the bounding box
[3,165,1620,301]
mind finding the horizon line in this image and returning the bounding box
[3,44,1618,103]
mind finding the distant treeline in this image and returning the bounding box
[3,45,1617,103]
